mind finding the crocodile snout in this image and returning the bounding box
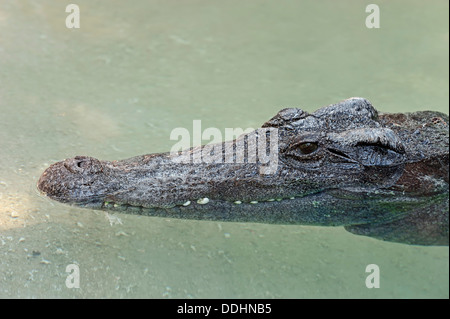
[63,156,103,174]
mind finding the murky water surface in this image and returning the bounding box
[0,0,448,298]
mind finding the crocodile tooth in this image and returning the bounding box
[290,197,295,200]
[250,201,258,204]
[182,200,191,206]
[267,199,275,202]
[197,198,210,205]
[234,201,242,204]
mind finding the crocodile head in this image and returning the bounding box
[37,98,449,245]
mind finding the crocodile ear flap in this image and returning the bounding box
[262,108,308,128]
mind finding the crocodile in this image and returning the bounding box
[37,98,449,246]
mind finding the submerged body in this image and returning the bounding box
[38,98,449,245]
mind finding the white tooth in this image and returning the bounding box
[290,197,295,200]
[197,198,210,205]
[267,199,275,202]
[276,198,282,201]
[250,201,258,204]
[182,201,191,206]
[234,201,242,204]
[113,203,119,207]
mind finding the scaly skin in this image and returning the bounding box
[37,98,449,245]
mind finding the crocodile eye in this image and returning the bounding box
[298,142,318,154]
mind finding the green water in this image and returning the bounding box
[0,0,448,298]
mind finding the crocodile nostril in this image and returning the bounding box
[64,156,103,174]
[76,159,92,169]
